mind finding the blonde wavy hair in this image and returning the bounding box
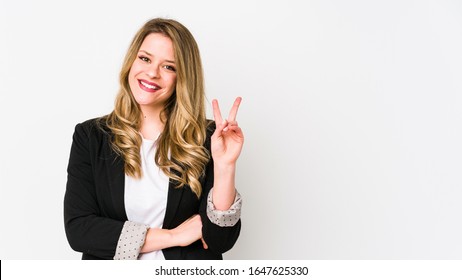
[104,18,209,198]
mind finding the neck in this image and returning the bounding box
[139,105,165,140]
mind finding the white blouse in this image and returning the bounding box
[124,137,168,260]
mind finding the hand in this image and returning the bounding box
[170,214,208,249]
[211,97,244,165]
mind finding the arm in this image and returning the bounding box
[210,97,244,210]
[199,155,241,253]
[198,97,245,253]
[64,122,125,259]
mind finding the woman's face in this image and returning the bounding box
[128,33,177,111]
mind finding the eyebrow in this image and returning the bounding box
[139,50,175,64]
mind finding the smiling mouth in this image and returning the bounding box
[139,79,161,92]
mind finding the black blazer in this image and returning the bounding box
[64,118,241,260]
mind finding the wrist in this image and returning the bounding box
[140,228,174,253]
[214,162,236,174]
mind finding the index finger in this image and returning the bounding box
[227,97,242,122]
[212,99,224,125]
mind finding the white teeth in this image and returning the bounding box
[141,81,158,90]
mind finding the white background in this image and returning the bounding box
[1,0,461,259]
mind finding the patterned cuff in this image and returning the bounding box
[114,221,149,260]
[207,188,242,227]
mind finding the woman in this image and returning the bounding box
[64,18,243,260]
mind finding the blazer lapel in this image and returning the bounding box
[104,137,128,221]
[163,179,184,229]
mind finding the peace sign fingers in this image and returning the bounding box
[211,97,244,165]
[212,97,242,133]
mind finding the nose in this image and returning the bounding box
[146,64,160,79]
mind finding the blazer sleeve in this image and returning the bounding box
[199,123,241,254]
[64,122,124,259]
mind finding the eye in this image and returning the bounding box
[138,56,150,63]
[163,65,176,72]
